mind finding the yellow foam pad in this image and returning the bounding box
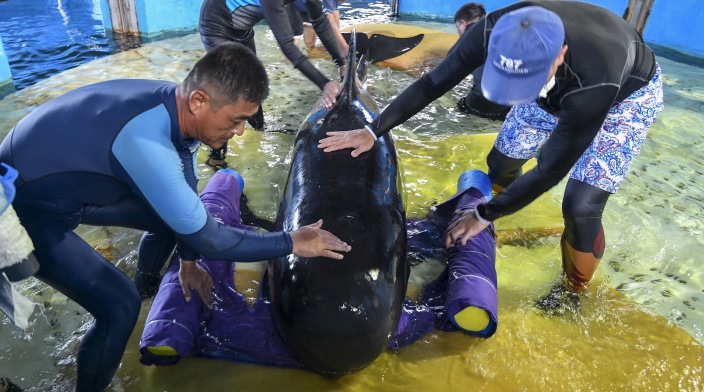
[453,306,491,332]
[146,345,178,356]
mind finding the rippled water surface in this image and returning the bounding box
[0,2,702,391]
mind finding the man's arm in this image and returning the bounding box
[260,0,330,90]
[303,0,346,66]
[318,20,485,157]
[112,106,295,261]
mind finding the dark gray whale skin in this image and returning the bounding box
[268,34,408,377]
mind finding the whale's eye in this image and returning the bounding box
[336,215,365,232]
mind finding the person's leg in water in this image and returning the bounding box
[534,180,610,314]
[17,211,142,392]
[286,0,306,48]
[536,64,664,312]
[489,106,616,314]
[486,147,527,194]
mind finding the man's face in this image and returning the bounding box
[192,93,259,149]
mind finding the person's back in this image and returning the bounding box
[1,80,180,207]
[452,2,511,121]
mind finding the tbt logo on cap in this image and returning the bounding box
[498,55,526,75]
[481,6,564,106]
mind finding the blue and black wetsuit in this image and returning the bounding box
[0,79,293,391]
[199,0,345,163]
[199,0,344,90]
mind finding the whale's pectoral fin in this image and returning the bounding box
[366,33,424,64]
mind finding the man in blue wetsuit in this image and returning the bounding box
[199,0,346,168]
[0,42,350,392]
[319,1,664,313]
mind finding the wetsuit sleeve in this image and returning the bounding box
[112,106,294,261]
[303,0,345,67]
[260,0,330,90]
[180,214,293,261]
[368,19,487,137]
[479,85,620,221]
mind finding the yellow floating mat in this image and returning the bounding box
[342,23,457,75]
[397,132,564,243]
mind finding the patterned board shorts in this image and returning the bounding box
[495,64,664,193]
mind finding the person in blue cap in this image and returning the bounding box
[0,42,350,392]
[318,0,664,313]
[199,0,346,169]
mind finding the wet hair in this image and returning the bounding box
[182,42,269,107]
[454,2,486,23]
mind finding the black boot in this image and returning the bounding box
[239,193,275,232]
[206,145,228,170]
[247,106,266,131]
[134,269,161,299]
[0,377,24,392]
[535,279,582,317]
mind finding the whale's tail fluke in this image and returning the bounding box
[342,32,424,64]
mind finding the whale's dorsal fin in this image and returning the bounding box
[339,28,359,106]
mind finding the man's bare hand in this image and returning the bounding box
[318,128,375,157]
[444,209,490,249]
[321,81,339,109]
[290,219,351,259]
[178,259,214,309]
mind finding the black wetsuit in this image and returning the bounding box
[366,0,656,223]
[199,0,344,91]
[200,0,345,163]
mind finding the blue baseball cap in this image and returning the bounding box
[481,6,564,106]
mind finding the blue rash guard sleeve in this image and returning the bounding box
[113,106,294,261]
[114,106,207,234]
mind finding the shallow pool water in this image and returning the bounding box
[0,13,702,392]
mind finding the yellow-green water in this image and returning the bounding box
[0,22,702,391]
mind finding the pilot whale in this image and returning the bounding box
[268,32,407,377]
